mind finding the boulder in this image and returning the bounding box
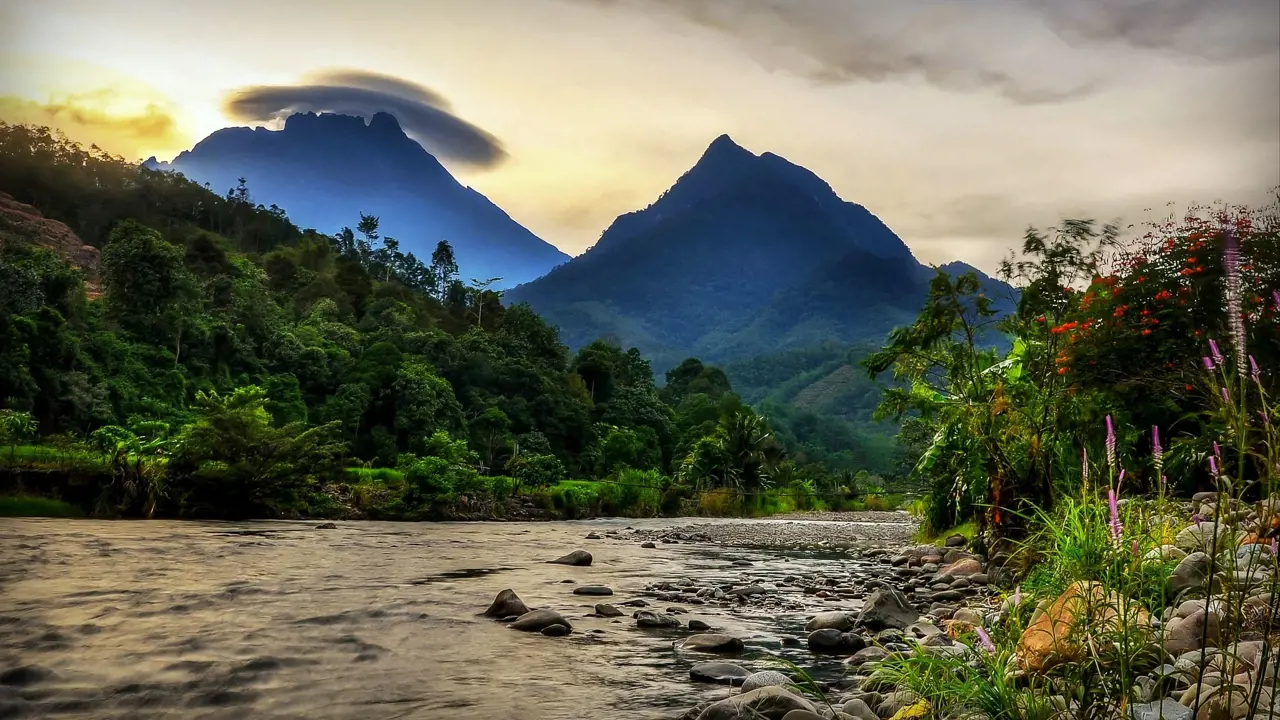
[740,671,795,693]
[845,646,888,666]
[641,542,657,549]
[1175,523,1232,554]
[1145,545,1188,563]
[540,624,571,637]
[636,611,681,628]
[841,698,877,720]
[510,609,572,633]
[1129,699,1192,720]
[938,558,983,578]
[1016,580,1151,673]
[1169,552,1217,594]
[944,534,967,547]
[805,611,854,632]
[688,619,711,631]
[482,589,531,618]
[858,587,919,630]
[677,634,745,654]
[548,550,593,566]
[690,662,751,686]
[572,585,613,596]
[1164,610,1220,656]
[595,603,624,617]
[696,686,815,720]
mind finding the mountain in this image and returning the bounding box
[145,112,568,287]
[506,134,1015,370]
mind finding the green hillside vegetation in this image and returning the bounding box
[0,123,897,519]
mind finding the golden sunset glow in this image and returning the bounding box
[2,0,1276,270]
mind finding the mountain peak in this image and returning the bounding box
[698,133,755,164]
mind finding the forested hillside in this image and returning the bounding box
[0,123,903,519]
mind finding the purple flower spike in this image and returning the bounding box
[1131,540,1140,558]
[1222,387,1230,403]
[1210,339,1224,367]
[1193,514,1204,527]
[1223,229,1247,375]
[1105,415,1117,470]
[1118,469,1126,489]
[1203,356,1215,371]
[1108,488,1123,540]
[1152,426,1163,473]
[1213,441,1222,458]
[1250,355,1261,383]
[1014,586,1021,607]
[1209,456,1220,478]
[975,626,996,653]
[1271,537,1278,557]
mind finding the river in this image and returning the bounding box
[0,515,915,719]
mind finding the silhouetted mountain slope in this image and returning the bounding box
[507,135,1011,370]
[145,112,568,287]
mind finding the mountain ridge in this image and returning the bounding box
[145,111,569,287]
[506,134,1011,370]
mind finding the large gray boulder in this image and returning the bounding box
[482,589,530,618]
[739,671,794,693]
[636,610,681,628]
[857,587,919,630]
[696,686,814,720]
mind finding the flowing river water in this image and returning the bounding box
[0,515,915,719]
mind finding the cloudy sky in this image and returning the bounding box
[1,0,1277,272]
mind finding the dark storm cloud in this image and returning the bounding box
[572,0,1279,103]
[224,70,506,167]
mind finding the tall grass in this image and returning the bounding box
[0,495,83,517]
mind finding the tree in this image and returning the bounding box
[168,386,345,518]
[470,406,512,473]
[393,360,463,453]
[430,240,459,299]
[101,221,199,348]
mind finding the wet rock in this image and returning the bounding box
[482,589,531,618]
[731,560,753,567]
[641,542,657,549]
[690,661,751,686]
[727,585,767,598]
[510,609,572,633]
[572,585,613,596]
[635,611,681,628]
[0,666,54,686]
[805,611,854,632]
[951,608,983,624]
[314,522,337,529]
[540,624,571,637]
[585,532,602,539]
[845,646,888,666]
[549,550,593,566]
[688,619,711,631]
[595,604,624,617]
[740,671,795,693]
[944,534,966,547]
[677,634,745,654]
[858,587,919,630]
[696,686,814,720]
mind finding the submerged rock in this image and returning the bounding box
[540,624,571,637]
[676,634,745,654]
[482,589,531,618]
[572,585,613,596]
[595,603,625,617]
[689,661,750,685]
[549,550,593,566]
[510,609,571,633]
[635,611,681,628]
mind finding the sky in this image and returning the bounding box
[2,0,1278,273]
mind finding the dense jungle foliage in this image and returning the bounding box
[0,123,897,519]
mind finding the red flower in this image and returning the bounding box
[1141,329,1153,336]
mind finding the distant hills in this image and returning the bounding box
[506,134,1015,371]
[145,112,568,288]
